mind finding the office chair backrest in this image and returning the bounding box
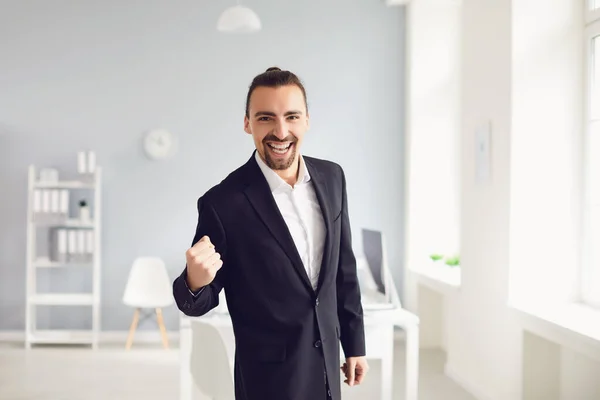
[190,320,235,400]
[122,256,173,308]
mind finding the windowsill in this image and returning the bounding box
[409,261,461,294]
[509,299,600,361]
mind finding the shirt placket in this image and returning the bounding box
[290,186,313,288]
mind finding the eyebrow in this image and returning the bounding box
[254,110,303,117]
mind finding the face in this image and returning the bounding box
[244,85,309,171]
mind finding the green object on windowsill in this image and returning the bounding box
[444,256,460,267]
[429,253,460,267]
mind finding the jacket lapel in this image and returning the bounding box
[242,154,314,293]
[304,158,333,296]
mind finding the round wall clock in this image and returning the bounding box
[143,129,177,160]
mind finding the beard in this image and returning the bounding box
[262,134,298,171]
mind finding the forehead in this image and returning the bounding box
[249,85,306,113]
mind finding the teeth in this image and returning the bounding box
[269,143,291,150]
[268,142,292,155]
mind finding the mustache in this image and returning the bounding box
[263,134,297,143]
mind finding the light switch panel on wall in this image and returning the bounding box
[475,120,492,184]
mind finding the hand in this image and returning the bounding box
[185,235,223,290]
[341,356,369,386]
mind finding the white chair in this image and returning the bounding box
[190,320,235,400]
[122,256,173,349]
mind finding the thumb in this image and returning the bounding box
[201,235,214,247]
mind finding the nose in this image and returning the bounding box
[273,118,288,140]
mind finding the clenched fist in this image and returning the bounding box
[185,235,223,291]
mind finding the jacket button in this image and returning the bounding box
[315,298,319,307]
[314,340,322,348]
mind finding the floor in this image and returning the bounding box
[0,340,477,400]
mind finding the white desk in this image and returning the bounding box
[179,307,419,400]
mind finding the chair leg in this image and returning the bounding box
[126,308,140,350]
[155,307,169,349]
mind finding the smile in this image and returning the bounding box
[267,142,293,154]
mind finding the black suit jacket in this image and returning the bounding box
[173,152,365,400]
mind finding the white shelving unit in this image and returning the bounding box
[25,165,102,349]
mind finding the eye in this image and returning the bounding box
[257,116,271,122]
[288,115,299,120]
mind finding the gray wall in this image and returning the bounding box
[0,0,406,332]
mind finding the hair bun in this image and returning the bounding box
[266,67,282,72]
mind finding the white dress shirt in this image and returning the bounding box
[255,151,326,291]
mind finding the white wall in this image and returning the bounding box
[403,0,462,351]
[406,0,600,399]
[0,0,407,333]
[404,0,461,278]
[560,345,600,400]
[445,1,522,398]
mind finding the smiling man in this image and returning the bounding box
[173,67,368,400]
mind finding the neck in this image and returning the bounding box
[276,156,300,187]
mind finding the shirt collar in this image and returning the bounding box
[254,150,311,192]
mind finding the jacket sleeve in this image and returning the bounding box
[335,166,366,358]
[173,196,228,317]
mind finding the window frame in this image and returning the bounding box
[582,8,600,307]
[586,0,600,24]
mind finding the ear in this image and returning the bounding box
[305,112,310,130]
[244,115,251,135]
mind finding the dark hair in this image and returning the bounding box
[245,67,308,118]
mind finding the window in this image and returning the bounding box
[588,0,600,23]
[583,7,600,307]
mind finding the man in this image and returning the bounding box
[173,67,368,400]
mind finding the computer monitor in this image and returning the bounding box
[362,228,386,296]
[360,228,398,309]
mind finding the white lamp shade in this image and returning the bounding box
[217,5,262,33]
[123,257,174,308]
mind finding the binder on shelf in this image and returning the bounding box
[77,152,86,175]
[86,231,94,263]
[33,189,70,224]
[50,190,59,215]
[76,230,85,263]
[42,190,50,215]
[49,228,93,265]
[57,229,67,263]
[88,152,96,174]
[33,190,41,214]
[60,190,69,221]
[77,150,97,183]
[67,230,77,262]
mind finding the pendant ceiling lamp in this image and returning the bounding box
[217,0,262,33]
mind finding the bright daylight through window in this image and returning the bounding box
[583,1,600,307]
